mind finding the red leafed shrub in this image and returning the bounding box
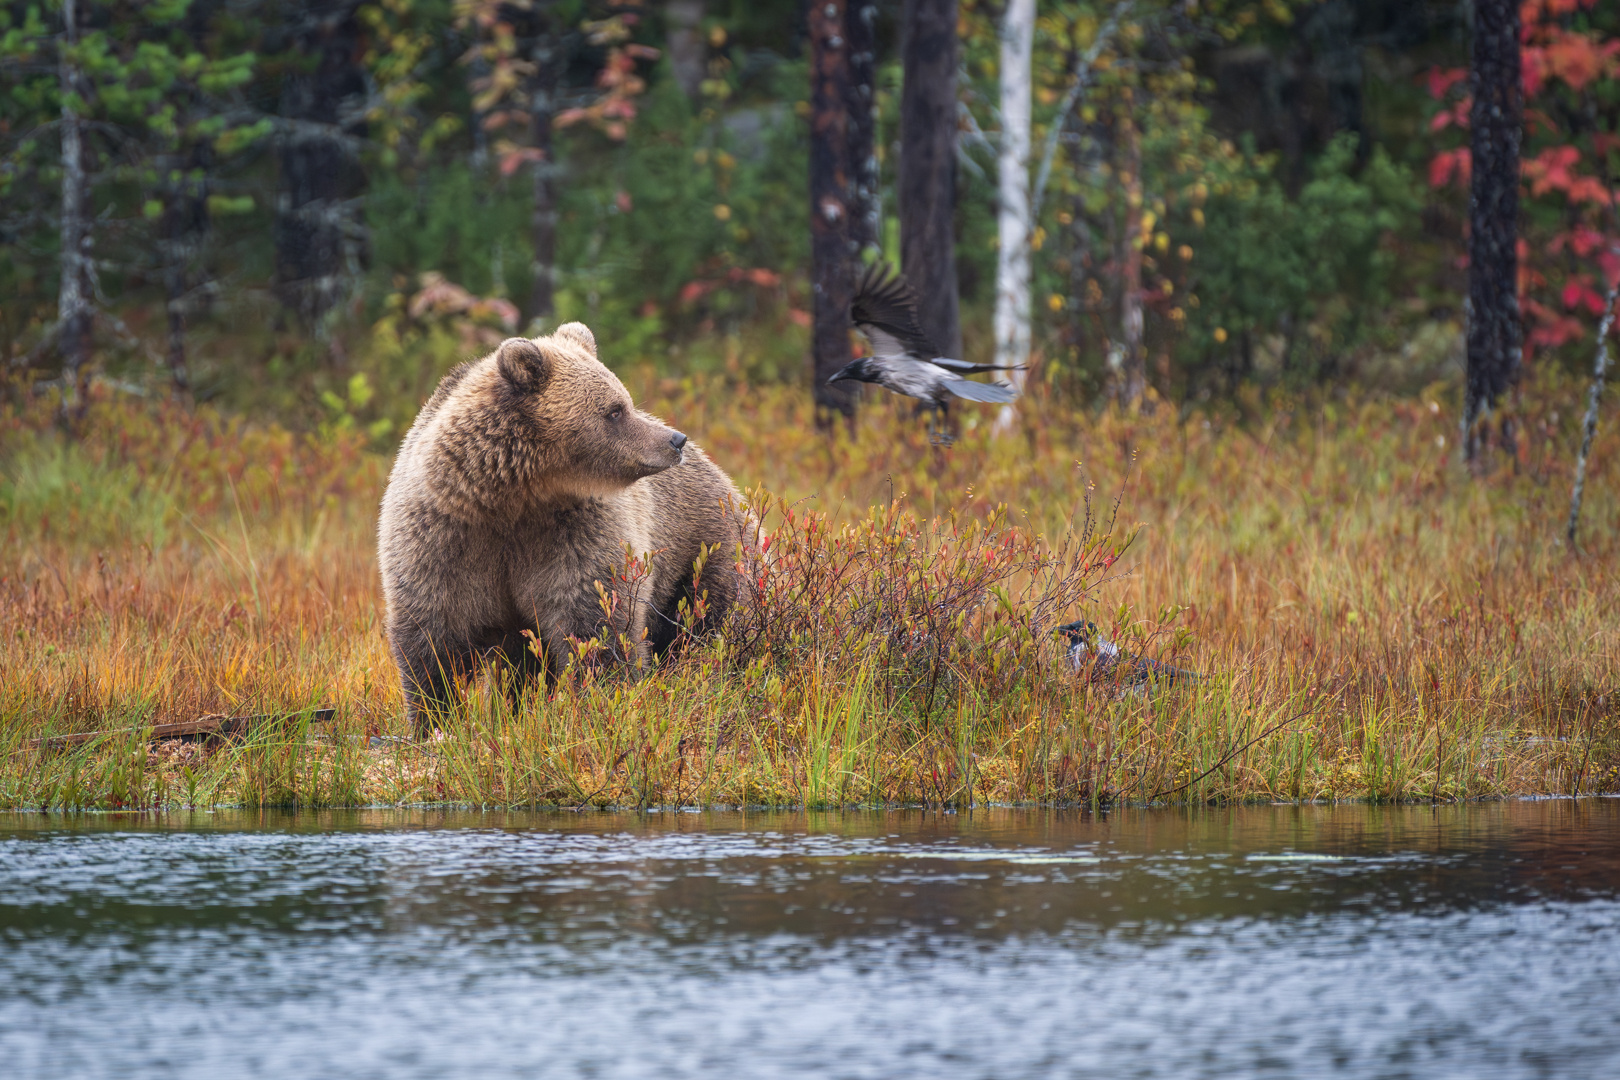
[717,488,1136,710]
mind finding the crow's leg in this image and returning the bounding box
[926,402,956,446]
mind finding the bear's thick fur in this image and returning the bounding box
[378,323,745,731]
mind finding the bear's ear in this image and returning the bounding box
[496,337,550,392]
[553,322,597,356]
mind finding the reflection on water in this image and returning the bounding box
[2,801,1618,1079]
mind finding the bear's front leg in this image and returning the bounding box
[392,629,475,736]
[603,578,657,671]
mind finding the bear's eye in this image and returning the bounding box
[606,406,624,422]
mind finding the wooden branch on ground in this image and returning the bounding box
[25,709,335,752]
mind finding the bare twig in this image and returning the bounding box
[571,747,633,810]
[955,97,994,181]
[1147,710,1305,801]
[8,319,63,371]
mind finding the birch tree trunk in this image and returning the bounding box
[810,0,857,419]
[1463,0,1522,460]
[993,0,1034,431]
[900,0,961,361]
[665,1,706,103]
[1118,104,1146,406]
[57,0,92,408]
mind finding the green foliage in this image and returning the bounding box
[367,162,530,301]
[0,0,269,360]
[0,0,1506,412]
[364,66,810,373]
[319,372,394,444]
[1186,134,1422,378]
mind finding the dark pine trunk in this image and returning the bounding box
[810,0,857,418]
[899,0,961,361]
[275,3,367,330]
[160,143,211,396]
[848,0,880,258]
[1464,0,1522,458]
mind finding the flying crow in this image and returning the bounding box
[1056,619,1199,690]
[829,263,1023,442]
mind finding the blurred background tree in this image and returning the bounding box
[0,0,1615,439]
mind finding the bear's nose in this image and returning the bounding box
[669,431,688,450]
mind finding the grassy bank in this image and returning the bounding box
[2,372,1617,809]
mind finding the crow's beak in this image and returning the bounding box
[828,359,864,384]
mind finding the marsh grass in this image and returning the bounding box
[1,370,1616,810]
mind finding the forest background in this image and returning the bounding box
[7,0,1617,420]
[1,0,1618,808]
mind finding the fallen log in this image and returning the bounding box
[25,709,335,752]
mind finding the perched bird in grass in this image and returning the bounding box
[1056,619,1199,689]
[829,263,1023,443]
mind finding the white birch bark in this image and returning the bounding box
[993,0,1034,432]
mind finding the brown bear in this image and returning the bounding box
[377,323,746,732]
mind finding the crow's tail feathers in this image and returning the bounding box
[1141,659,1201,683]
[932,357,1028,375]
[944,378,1018,404]
[1092,656,1202,688]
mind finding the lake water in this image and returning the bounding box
[2,801,1618,1079]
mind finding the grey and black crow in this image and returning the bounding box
[1056,619,1199,690]
[829,263,1022,442]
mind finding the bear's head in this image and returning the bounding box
[493,323,688,497]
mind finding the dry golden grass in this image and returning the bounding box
[1,367,1616,809]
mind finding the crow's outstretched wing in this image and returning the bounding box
[851,263,940,360]
[932,356,1028,375]
[943,378,1018,403]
